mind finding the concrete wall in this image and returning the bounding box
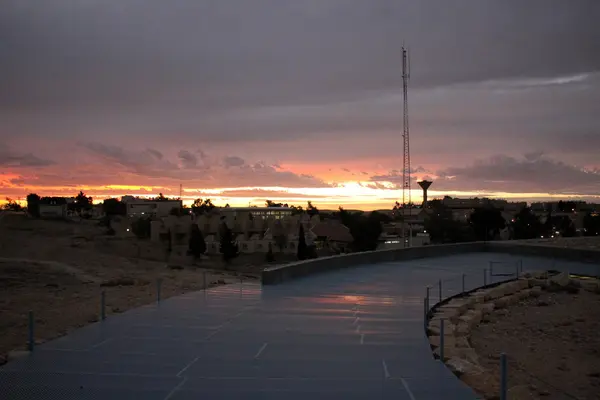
[261,241,600,285]
[486,242,600,265]
[262,242,487,285]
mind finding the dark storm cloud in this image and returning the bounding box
[78,142,327,188]
[1,0,598,141]
[0,145,55,167]
[371,154,600,195]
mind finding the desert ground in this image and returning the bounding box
[465,280,600,399]
[0,212,293,360]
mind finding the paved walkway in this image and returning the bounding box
[1,252,597,399]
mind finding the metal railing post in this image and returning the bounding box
[101,291,106,320]
[440,318,445,361]
[500,353,507,400]
[28,311,34,352]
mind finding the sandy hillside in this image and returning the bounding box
[0,214,270,359]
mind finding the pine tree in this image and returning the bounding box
[220,223,239,262]
[265,242,275,262]
[189,224,206,259]
[297,224,307,260]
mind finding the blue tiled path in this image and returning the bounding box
[1,252,598,399]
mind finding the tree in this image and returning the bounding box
[165,229,172,260]
[468,207,506,241]
[188,224,207,259]
[583,212,600,236]
[424,203,472,244]
[290,205,303,215]
[266,200,284,207]
[2,198,24,212]
[338,207,384,252]
[297,224,308,260]
[131,217,152,239]
[273,232,288,253]
[511,206,543,239]
[219,223,239,262]
[153,193,169,201]
[306,201,319,217]
[191,198,215,215]
[102,198,126,216]
[26,193,40,217]
[74,191,93,213]
[265,242,275,262]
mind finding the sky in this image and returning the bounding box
[1,0,600,210]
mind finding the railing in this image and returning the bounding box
[3,272,256,360]
[423,262,586,400]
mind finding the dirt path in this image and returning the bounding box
[468,289,600,399]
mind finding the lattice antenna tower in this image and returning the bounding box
[401,46,411,247]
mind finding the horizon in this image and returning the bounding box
[4,188,598,212]
[1,1,599,207]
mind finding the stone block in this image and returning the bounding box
[474,302,495,314]
[445,358,483,377]
[454,323,470,337]
[518,288,532,300]
[455,336,471,348]
[550,272,569,287]
[459,309,483,329]
[505,294,521,306]
[580,279,600,293]
[530,286,543,297]
[529,278,549,288]
[494,296,510,309]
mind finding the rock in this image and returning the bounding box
[428,319,457,335]
[550,271,570,287]
[505,294,521,306]
[433,345,460,361]
[530,286,543,297]
[518,288,532,300]
[529,278,549,288]
[494,296,509,309]
[454,323,470,337]
[445,358,483,377]
[455,336,471,348]
[495,309,509,316]
[488,287,506,300]
[459,309,483,329]
[429,335,456,348]
[580,279,600,293]
[475,302,495,314]
[529,270,549,279]
[441,299,470,314]
[457,348,480,364]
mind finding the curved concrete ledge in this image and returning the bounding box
[262,242,488,285]
[262,241,600,285]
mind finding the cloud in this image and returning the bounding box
[0,145,55,167]
[177,150,200,169]
[204,188,329,199]
[74,142,329,189]
[223,156,246,168]
[370,154,600,196]
[437,154,600,195]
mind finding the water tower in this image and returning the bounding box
[418,180,433,208]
